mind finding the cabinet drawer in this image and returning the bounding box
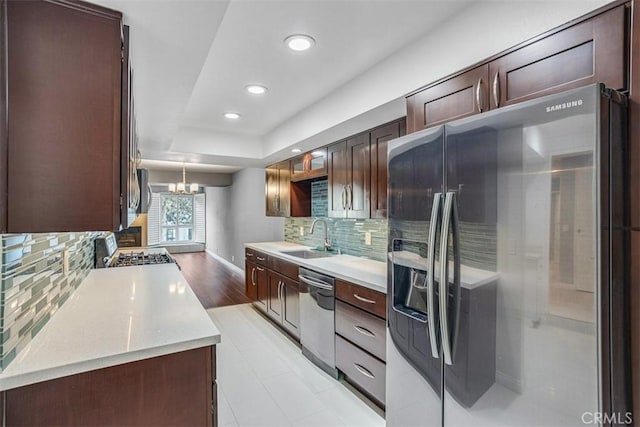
[245,248,267,266]
[335,300,386,361]
[335,335,385,406]
[336,280,386,319]
[268,256,298,280]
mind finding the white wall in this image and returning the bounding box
[205,186,231,259]
[205,168,284,269]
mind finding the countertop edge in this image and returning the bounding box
[0,335,220,392]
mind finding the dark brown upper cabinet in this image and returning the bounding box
[1,0,125,233]
[290,147,328,182]
[489,5,626,109]
[406,4,628,134]
[328,134,370,219]
[369,119,406,219]
[265,160,291,217]
[407,66,489,134]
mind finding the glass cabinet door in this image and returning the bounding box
[291,155,307,181]
[307,148,327,178]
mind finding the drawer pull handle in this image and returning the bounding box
[256,266,265,272]
[246,252,254,257]
[256,256,266,262]
[353,294,376,304]
[353,325,375,337]
[353,363,375,379]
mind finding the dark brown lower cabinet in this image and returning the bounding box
[336,335,386,407]
[245,260,258,301]
[267,271,300,340]
[3,346,217,426]
[335,280,387,408]
[245,251,300,340]
[255,265,268,312]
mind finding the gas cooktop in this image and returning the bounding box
[112,251,176,267]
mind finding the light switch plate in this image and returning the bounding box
[364,231,372,245]
[299,226,304,236]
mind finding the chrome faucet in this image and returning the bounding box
[310,218,331,251]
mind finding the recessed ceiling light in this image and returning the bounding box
[246,84,267,95]
[224,112,240,119]
[284,34,315,52]
[291,148,302,153]
[311,150,324,156]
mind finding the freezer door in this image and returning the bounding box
[442,84,603,426]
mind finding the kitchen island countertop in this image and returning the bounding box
[244,241,387,293]
[0,264,220,391]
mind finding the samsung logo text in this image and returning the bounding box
[546,99,583,113]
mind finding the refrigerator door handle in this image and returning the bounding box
[426,192,442,359]
[439,191,454,365]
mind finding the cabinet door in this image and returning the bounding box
[406,65,489,134]
[276,161,291,217]
[290,155,307,182]
[306,148,328,180]
[265,164,278,216]
[254,265,268,313]
[328,141,348,218]
[245,260,257,301]
[4,0,123,232]
[266,271,284,322]
[370,119,405,219]
[282,278,300,340]
[489,5,626,109]
[346,133,370,219]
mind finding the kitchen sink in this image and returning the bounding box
[280,249,336,259]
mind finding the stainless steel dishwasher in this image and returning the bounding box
[298,267,338,378]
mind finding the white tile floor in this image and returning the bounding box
[207,304,385,427]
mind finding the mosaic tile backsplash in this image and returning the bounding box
[285,217,388,261]
[0,232,96,369]
[311,180,328,217]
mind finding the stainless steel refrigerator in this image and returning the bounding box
[386,84,630,426]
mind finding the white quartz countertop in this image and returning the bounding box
[0,264,220,391]
[244,242,387,293]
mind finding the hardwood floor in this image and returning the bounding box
[172,252,251,309]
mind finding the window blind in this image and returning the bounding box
[147,192,161,245]
[194,193,206,243]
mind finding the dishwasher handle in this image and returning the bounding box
[299,275,334,291]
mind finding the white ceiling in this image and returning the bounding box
[96,0,612,173]
[94,0,476,171]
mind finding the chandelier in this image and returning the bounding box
[168,167,198,193]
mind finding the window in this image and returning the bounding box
[160,194,194,242]
[148,192,205,246]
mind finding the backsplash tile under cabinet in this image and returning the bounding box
[284,217,387,262]
[0,232,96,369]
